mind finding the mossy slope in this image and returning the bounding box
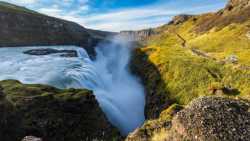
[0,80,120,141]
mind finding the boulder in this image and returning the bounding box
[167,97,250,141]
[126,97,250,141]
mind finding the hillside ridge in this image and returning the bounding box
[0,2,114,56]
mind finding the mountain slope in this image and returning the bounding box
[0,2,113,55]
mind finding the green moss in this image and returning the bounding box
[0,80,121,141]
[160,104,183,120]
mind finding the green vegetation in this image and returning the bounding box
[132,17,250,119]
[0,80,120,141]
[0,1,40,15]
[129,1,250,140]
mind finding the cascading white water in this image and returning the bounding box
[0,37,145,135]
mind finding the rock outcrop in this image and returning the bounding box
[126,97,250,141]
[168,14,194,25]
[225,0,250,11]
[0,2,114,56]
[195,0,250,32]
[167,97,250,141]
[23,48,78,57]
[0,80,120,141]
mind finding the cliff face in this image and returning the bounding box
[0,2,113,55]
[120,29,156,41]
[0,80,120,141]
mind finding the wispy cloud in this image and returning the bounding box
[1,0,38,5]
[0,0,227,31]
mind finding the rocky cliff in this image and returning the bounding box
[0,80,120,141]
[0,2,113,56]
[120,29,156,41]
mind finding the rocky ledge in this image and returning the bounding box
[0,80,120,141]
[23,48,78,57]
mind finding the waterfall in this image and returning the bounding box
[67,37,145,135]
[0,37,145,135]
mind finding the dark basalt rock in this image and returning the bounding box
[23,48,78,57]
[0,80,121,141]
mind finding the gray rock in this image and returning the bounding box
[22,136,42,141]
[168,96,250,141]
[226,55,238,63]
[23,48,78,57]
[246,31,250,39]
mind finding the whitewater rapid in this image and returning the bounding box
[0,38,145,135]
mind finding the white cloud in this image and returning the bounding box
[1,0,38,5]
[42,1,226,32]
[0,0,227,31]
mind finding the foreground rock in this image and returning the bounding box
[23,48,78,57]
[167,97,250,141]
[0,80,120,141]
[127,97,250,141]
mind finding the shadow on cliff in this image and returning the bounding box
[130,48,174,119]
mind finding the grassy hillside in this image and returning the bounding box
[132,0,250,117]
[128,0,250,140]
[0,1,40,14]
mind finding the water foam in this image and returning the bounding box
[0,38,145,135]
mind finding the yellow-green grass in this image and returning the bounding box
[188,20,250,65]
[136,22,250,106]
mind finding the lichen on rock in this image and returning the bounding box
[126,96,250,141]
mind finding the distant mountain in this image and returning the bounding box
[0,2,114,55]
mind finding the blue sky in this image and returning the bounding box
[1,0,227,31]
